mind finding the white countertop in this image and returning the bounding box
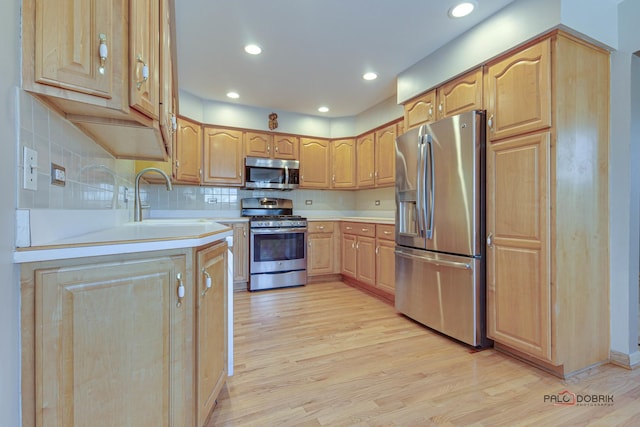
[14,219,233,264]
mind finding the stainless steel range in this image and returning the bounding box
[241,198,307,291]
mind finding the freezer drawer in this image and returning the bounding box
[395,247,487,347]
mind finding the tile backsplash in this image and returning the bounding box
[17,91,135,211]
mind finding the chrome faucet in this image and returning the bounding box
[134,167,173,222]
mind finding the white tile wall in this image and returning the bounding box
[17,92,136,211]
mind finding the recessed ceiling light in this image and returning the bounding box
[244,44,262,55]
[226,91,240,99]
[363,72,378,81]
[318,106,329,113]
[449,1,476,18]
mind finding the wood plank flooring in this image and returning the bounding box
[206,281,640,426]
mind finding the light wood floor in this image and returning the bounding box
[206,281,640,427]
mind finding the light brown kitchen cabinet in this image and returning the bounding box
[21,253,194,427]
[273,134,300,160]
[22,0,170,161]
[331,138,356,189]
[158,0,176,152]
[341,232,357,279]
[403,89,436,130]
[174,116,203,184]
[374,124,396,187]
[375,224,396,295]
[245,131,273,158]
[357,132,375,188]
[220,221,249,289]
[436,67,483,119]
[485,40,551,141]
[340,222,376,286]
[196,241,228,427]
[300,137,331,188]
[129,0,160,120]
[307,221,340,277]
[485,32,609,377]
[203,127,244,186]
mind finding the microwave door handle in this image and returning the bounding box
[425,135,435,239]
[284,166,289,185]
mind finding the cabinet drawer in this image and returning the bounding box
[308,221,334,233]
[341,222,375,237]
[376,224,395,240]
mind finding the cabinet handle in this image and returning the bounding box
[175,160,180,169]
[176,272,185,307]
[356,242,359,249]
[351,242,355,249]
[267,144,271,153]
[428,106,433,118]
[488,114,494,131]
[275,146,279,153]
[98,34,108,75]
[136,54,149,89]
[308,241,312,247]
[383,231,392,235]
[346,226,353,230]
[243,230,246,237]
[318,226,325,230]
[487,232,493,248]
[201,268,212,296]
[374,171,378,178]
[332,174,336,183]
[438,103,443,113]
[361,228,369,232]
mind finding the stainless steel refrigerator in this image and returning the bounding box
[395,110,489,347]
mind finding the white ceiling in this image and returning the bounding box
[174,0,516,118]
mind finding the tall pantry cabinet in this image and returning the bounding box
[484,31,609,377]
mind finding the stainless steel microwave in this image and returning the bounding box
[244,157,300,190]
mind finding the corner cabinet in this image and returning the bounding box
[22,0,172,161]
[331,138,356,188]
[485,32,609,377]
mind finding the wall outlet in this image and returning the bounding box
[51,163,66,186]
[375,200,381,206]
[305,200,313,205]
[23,147,37,191]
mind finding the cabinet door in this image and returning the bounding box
[341,234,357,278]
[308,233,335,276]
[129,0,159,119]
[486,132,551,361]
[403,89,436,130]
[376,239,396,294]
[175,117,202,184]
[35,255,191,427]
[196,242,227,427]
[159,0,174,151]
[32,0,126,107]
[375,124,396,187]
[203,127,244,186]
[485,40,551,141]
[356,236,376,286]
[356,133,375,188]
[331,138,356,189]
[273,134,299,160]
[437,67,483,119]
[245,131,273,158]
[232,223,249,282]
[300,137,331,188]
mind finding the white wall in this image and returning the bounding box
[609,0,640,358]
[1,0,21,425]
[396,0,619,103]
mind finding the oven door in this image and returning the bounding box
[250,227,307,274]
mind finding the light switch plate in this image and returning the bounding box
[23,147,37,191]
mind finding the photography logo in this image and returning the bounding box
[544,390,614,407]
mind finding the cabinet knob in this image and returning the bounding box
[487,232,494,248]
[98,34,108,75]
[308,241,312,247]
[136,54,149,90]
[488,114,494,131]
[176,273,185,307]
[428,106,433,117]
[361,228,369,232]
[201,268,212,296]
[438,103,443,113]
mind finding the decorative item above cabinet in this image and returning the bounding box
[21,0,175,161]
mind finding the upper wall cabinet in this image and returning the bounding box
[245,132,300,160]
[437,68,483,119]
[300,137,331,188]
[374,123,397,187]
[403,89,436,130]
[22,0,171,161]
[203,127,244,186]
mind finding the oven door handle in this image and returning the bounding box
[251,227,307,234]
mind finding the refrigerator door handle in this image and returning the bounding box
[425,135,435,239]
[416,133,426,238]
[395,249,472,270]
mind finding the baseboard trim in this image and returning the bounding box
[610,349,640,370]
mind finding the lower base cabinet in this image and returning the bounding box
[20,241,228,427]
